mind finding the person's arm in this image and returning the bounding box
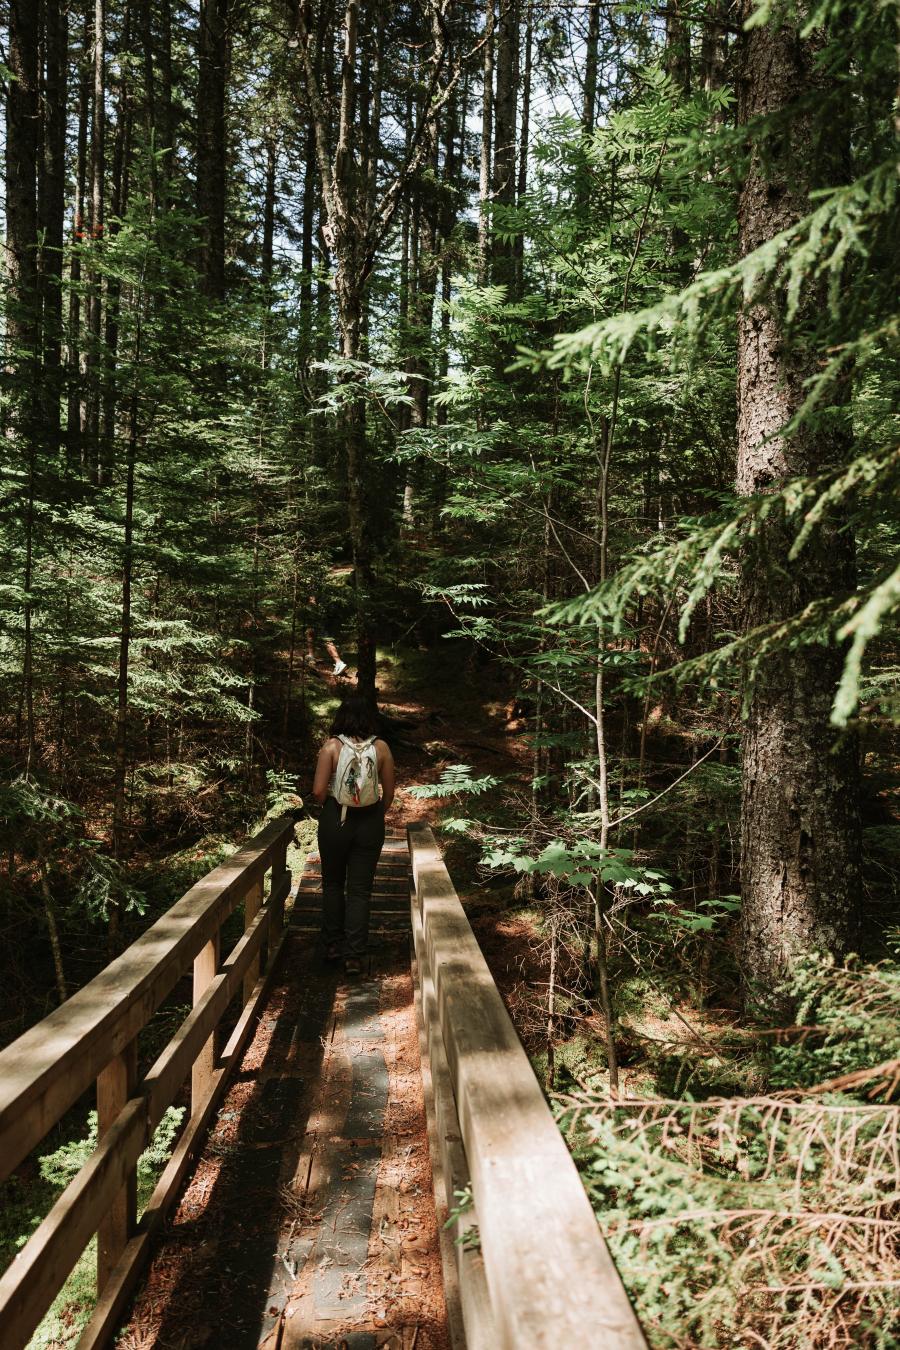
[376,740,395,811]
[312,740,336,804]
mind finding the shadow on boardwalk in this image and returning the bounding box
[118,923,449,1350]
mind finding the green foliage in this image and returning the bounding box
[0,1107,185,1348]
[556,956,900,1346]
[766,957,900,1090]
[444,1185,481,1252]
[407,764,501,800]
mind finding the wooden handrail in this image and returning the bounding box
[408,822,647,1350]
[0,815,294,1350]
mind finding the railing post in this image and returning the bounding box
[191,929,220,1114]
[243,877,264,1003]
[268,839,289,955]
[96,1038,138,1291]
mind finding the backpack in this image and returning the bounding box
[332,735,380,823]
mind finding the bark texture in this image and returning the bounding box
[197,0,229,297]
[736,6,861,1001]
[491,0,517,293]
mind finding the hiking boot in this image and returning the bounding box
[324,944,342,963]
[344,956,362,976]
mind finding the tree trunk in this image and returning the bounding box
[699,0,727,93]
[477,0,494,285]
[664,2,691,96]
[101,4,134,476]
[84,0,106,481]
[158,0,176,203]
[582,1,600,134]
[736,5,861,1004]
[39,0,68,458]
[110,379,138,950]
[408,74,441,432]
[513,6,531,295]
[197,0,229,297]
[67,9,91,465]
[6,0,41,771]
[491,0,517,293]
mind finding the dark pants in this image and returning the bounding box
[317,796,385,956]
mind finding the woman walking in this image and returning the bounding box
[311,692,395,974]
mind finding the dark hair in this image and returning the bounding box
[330,691,380,739]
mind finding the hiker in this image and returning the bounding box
[307,591,353,675]
[305,593,348,676]
[310,691,395,974]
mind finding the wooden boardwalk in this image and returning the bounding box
[0,817,646,1350]
[117,830,449,1350]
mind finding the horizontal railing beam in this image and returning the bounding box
[0,816,293,1182]
[144,901,272,1130]
[0,1099,148,1350]
[408,822,647,1350]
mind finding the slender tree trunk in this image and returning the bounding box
[84,0,106,481]
[582,0,600,134]
[197,0,229,298]
[513,6,532,295]
[665,1,691,96]
[409,94,441,430]
[139,0,159,208]
[262,136,276,289]
[700,1,728,93]
[300,118,317,360]
[736,5,861,1004]
[67,10,91,465]
[101,5,133,475]
[158,0,175,203]
[39,0,68,459]
[546,912,557,1090]
[491,0,517,293]
[6,0,41,772]
[593,416,619,1094]
[478,0,494,285]
[110,379,138,950]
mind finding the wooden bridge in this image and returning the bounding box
[0,818,646,1350]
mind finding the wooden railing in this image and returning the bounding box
[408,822,648,1350]
[0,815,294,1350]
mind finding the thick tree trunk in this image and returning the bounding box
[197,0,229,297]
[736,6,861,1002]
